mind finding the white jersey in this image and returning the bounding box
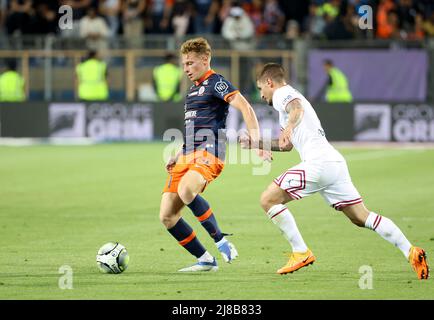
[272,84,344,162]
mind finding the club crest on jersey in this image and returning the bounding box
[214,79,229,96]
[198,86,206,95]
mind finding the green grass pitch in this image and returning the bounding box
[0,143,433,299]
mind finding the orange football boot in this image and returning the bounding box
[409,246,429,280]
[277,249,316,275]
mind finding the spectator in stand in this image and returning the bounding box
[395,0,428,40]
[376,0,397,39]
[419,0,434,17]
[2,0,431,45]
[172,0,192,37]
[122,0,146,38]
[59,0,92,37]
[145,0,173,34]
[278,0,310,31]
[407,13,424,40]
[349,0,374,39]
[192,0,219,34]
[396,0,418,36]
[0,59,25,102]
[326,1,356,40]
[99,0,122,37]
[263,0,285,34]
[319,0,341,21]
[378,9,401,39]
[76,50,109,101]
[79,6,109,52]
[218,0,233,22]
[316,59,353,103]
[0,0,7,35]
[304,3,326,39]
[245,0,268,35]
[152,53,182,102]
[216,0,233,32]
[285,19,300,40]
[423,12,434,37]
[221,4,255,50]
[351,0,373,14]
[29,1,58,35]
[5,0,33,35]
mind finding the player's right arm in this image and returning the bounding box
[228,92,273,161]
[166,148,183,172]
[227,92,260,144]
[279,98,304,150]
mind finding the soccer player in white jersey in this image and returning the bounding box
[241,63,429,279]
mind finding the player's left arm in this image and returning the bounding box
[280,98,304,149]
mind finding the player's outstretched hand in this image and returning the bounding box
[239,134,252,149]
[256,149,273,162]
[238,132,272,161]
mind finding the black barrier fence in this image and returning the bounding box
[1,102,433,142]
[0,103,49,137]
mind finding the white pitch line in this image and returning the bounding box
[0,137,97,146]
[332,141,434,149]
[401,217,434,221]
[343,149,427,161]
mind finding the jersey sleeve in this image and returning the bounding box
[211,76,239,102]
[273,86,302,113]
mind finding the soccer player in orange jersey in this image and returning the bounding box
[160,37,270,272]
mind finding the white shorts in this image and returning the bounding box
[273,160,363,211]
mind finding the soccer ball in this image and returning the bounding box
[96,242,129,274]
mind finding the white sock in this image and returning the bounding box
[215,237,227,248]
[198,251,214,263]
[267,204,308,253]
[365,212,412,258]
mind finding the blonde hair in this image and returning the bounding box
[180,37,212,59]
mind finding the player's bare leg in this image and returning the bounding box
[178,170,238,264]
[177,170,207,204]
[160,192,217,272]
[342,202,429,279]
[159,192,184,229]
[260,183,315,275]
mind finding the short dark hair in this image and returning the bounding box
[86,50,97,60]
[257,63,286,83]
[323,59,333,66]
[5,59,17,70]
[165,53,176,62]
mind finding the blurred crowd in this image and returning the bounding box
[0,0,433,43]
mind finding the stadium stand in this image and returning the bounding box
[0,0,433,102]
